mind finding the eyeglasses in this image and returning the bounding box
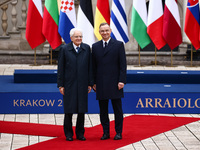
[74,36,83,38]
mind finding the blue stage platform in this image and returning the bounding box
[1,70,200,114]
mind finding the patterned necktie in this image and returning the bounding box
[76,47,80,53]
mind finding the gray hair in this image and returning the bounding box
[70,28,83,37]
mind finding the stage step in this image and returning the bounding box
[14,70,57,83]
[127,70,200,84]
[14,69,200,84]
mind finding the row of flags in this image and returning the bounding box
[131,0,182,50]
[26,0,200,52]
[26,0,127,50]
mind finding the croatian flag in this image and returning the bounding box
[110,0,129,43]
[58,0,76,44]
[184,0,200,50]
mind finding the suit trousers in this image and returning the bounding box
[64,113,85,138]
[98,98,123,134]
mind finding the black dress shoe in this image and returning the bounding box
[66,137,73,141]
[101,133,110,140]
[114,133,122,140]
[77,136,86,141]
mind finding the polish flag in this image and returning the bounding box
[163,0,182,50]
[26,0,46,49]
[147,0,166,50]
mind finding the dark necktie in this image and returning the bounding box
[104,42,107,49]
[76,47,80,53]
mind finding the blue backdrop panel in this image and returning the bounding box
[124,93,200,114]
[1,91,200,114]
[0,92,105,114]
[1,73,200,114]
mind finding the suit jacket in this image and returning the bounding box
[57,42,93,113]
[92,38,127,100]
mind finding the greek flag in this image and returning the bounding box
[110,0,129,43]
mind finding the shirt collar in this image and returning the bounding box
[72,43,81,52]
[102,38,111,45]
[72,43,80,50]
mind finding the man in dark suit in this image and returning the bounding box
[57,28,93,141]
[92,23,127,140]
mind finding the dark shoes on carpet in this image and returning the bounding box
[114,133,122,140]
[101,133,110,140]
[66,136,86,141]
[66,137,73,141]
[101,133,122,140]
[66,133,121,141]
[77,136,86,141]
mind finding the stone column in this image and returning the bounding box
[0,4,9,38]
[8,0,21,41]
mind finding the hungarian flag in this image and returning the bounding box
[77,0,95,47]
[130,0,151,49]
[58,0,76,44]
[147,0,166,50]
[94,0,110,40]
[42,0,62,49]
[163,0,182,50]
[184,0,200,50]
[26,0,46,49]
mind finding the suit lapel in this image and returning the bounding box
[68,42,76,54]
[104,38,114,56]
[68,42,85,55]
[78,43,85,54]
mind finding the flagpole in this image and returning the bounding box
[190,45,193,67]
[138,45,141,66]
[171,50,173,67]
[50,47,53,65]
[30,48,39,66]
[34,48,37,65]
[155,46,157,66]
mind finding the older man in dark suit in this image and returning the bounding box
[92,23,127,140]
[57,28,93,141]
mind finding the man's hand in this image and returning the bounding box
[88,86,92,93]
[59,87,65,95]
[93,84,96,92]
[118,82,124,90]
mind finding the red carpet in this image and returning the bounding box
[0,115,199,150]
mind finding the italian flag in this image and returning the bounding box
[42,0,62,49]
[130,0,151,49]
[94,0,110,40]
[147,0,166,50]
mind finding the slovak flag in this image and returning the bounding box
[58,0,76,44]
[184,0,200,50]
